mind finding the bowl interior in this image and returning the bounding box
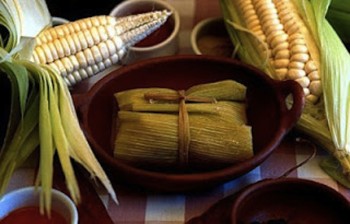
[232,179,350,224]
[191,17,234,57]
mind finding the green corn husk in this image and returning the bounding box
[122,101,247,124]
[115,111,252,169]
[0,56,118,214]
[0,58,38,196]
[116,88,177,110]
[116,80,247,110]
[186,79,247,101]
[113,80,253,171]
[0,0,51,58]
[313,0,350,182]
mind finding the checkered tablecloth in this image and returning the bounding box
[7,0,350,223]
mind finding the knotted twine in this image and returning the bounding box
[144,90,217,168]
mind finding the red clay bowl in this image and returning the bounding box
[72,55,304,192]
[231,178,350,224]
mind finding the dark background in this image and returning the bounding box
[45,0,123,21]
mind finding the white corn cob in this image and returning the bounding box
[31,10,171,86]
[233,0,322,104]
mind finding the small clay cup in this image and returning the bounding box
[191,17,234,57]
[0,187,78,224]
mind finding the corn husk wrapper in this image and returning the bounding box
[113,80,253,171]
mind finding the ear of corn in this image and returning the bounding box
[31,11,171,86]
[221,0,321,103]
[220,0,350,186]
[0,0,171,214]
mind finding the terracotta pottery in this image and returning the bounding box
[231,178,350,224]
[72,55,304,192]
[191,17,234,57]
[187,178,350,224]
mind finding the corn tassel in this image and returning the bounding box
[31,11,172,86]
[221,0,350,185]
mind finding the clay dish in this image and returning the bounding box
[231,178,350,224]
[72,55,304,192]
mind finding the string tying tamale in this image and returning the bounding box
[113,80,253,171]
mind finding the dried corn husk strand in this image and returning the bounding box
[31,10,172,86]
[113,80,253,171]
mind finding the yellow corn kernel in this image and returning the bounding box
[230,0,321,103]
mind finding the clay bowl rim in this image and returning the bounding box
[0,186,79,224]
[191,17,230,55]
[230,177,350,224]
[73,55,304,190]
